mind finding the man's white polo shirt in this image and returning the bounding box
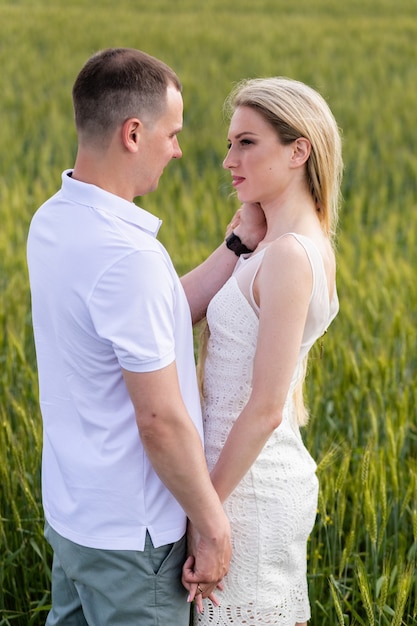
[27,171,203,550]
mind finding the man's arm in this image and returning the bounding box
[180,243,237,325]
[181,203,266,324]
[122,363,231,593]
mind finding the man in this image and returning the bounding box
[27,48,264,625]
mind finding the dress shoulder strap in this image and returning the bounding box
[234,247,268,315]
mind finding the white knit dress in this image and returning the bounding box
[195,234,339,625]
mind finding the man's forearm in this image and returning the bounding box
[181,242,237,324]
[181,202,266,324]
[123,365,228,539]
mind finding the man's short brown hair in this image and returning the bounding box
[72,48,182,142]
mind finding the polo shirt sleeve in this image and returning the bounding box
[88,249,177,373]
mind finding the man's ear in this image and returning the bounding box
[122,118,141,153]
[290,137,311,167]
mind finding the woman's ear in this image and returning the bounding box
[290,137,311,167]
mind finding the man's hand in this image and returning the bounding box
[182,519,231,613]
[227,202,266,251]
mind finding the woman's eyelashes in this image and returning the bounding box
[227,138,254,150]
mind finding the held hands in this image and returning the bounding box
[226,202,266,252]
[182,520,231,615]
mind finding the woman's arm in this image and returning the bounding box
[209,235,313,502]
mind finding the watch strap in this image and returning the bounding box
[225,232,253,256]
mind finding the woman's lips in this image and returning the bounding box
[232,176,245,187]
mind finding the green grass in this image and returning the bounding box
[1,0,416,623]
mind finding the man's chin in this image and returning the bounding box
[136,181,160,198]
[149,178,161,194]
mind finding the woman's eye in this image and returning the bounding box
[227,138,253,150]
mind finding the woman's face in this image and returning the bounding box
[223,105,295,206]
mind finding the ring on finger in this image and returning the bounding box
[197,584,204,594]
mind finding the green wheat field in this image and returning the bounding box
[1,0,416,624]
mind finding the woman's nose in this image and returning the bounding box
[223,149,234,169]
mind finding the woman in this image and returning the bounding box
[186,77,343,625]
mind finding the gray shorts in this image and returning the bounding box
[44,522,190,625]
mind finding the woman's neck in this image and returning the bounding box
[260,196,320,244]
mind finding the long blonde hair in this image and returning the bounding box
[224,77,343,243]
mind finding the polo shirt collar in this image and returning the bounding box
[61,169,162,237]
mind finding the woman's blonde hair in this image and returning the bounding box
[224,77,343,242]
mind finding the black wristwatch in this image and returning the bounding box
[225,232,253,256]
